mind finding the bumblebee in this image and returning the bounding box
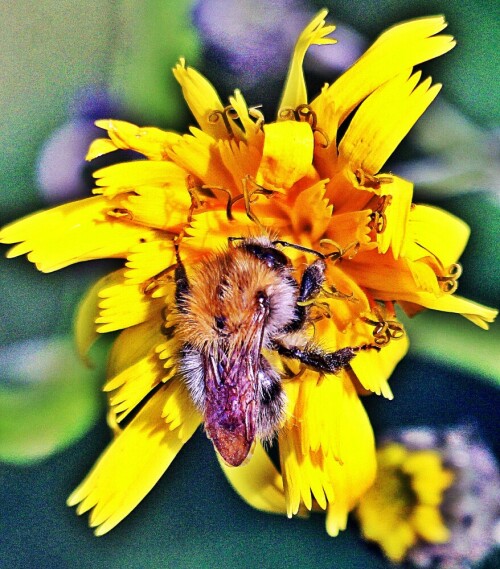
[174,237,375,466]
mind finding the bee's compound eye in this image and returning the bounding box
[214,315,226,330]
[244,244,289,269]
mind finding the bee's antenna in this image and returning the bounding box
[272,240,326,259]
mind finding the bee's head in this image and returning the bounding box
[177,238,298,350]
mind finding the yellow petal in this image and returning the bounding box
[279,9,336,112]
[411,504,450,543]
[375,176,413,258]
[173,59,242,140]
[125,239,176,284]
[111,185,192,231]
[312,16,455,135]
[378,522,418,562]
[183,209,264,258]
[95,269,166,333]
[279,370,376,531]
[323,168,375,215]
[288,180,332,244]
[377,442,408,467]
[104,346,176,422]
[325,375,377,536]
[325,210,372,249]
[405,293,498,330]
[92,119,182,160]
[86,138,119,161]
[218,443,288,514]
[350,327,409,399]
[161,381,198,435]
[168,128,237,191]
[404,204,470,266]
[93,160,188,198]
[107,313,166,378]
[1,197,160,272]
[217,138,262,191]
[74,271,128,360]
[256,121,314,191]
[228,90,265,144]
[67,381,200,535]
[338,72,442,175]
[343,250,441,301]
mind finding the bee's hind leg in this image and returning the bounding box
[272,342,380,375]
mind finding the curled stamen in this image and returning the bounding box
[319,239,360,262]
[278,107,296,121]
[248,106,265,130]
[295,104,317,129]
[386,321,405,339]
[185,176,237,222]
[437,263,463,294]
[363,315,405,346]
[107,208,133,220]
[208,105,238,137]
[296,298,316,307]
[413,243,463,293]
[313,127,330,148]
[352,343,382,353]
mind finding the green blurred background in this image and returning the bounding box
[0,1,498,568]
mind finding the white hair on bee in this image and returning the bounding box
[177,345,206,411]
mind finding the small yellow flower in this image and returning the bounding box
[356,443,455,562]
[0,10,496,536]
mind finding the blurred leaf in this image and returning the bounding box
[398,100,499,199]
[110,0,201,127]
[405,311,500,387]
[0,2,116,220]
[0,336,108,465]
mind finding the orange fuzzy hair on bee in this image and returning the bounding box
[175,242,298,352]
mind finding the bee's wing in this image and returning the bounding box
[203,320,266,467]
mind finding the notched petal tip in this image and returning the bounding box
[279,9,337,112]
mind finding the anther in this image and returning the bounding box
[368,195,392,234]
[356,169,392,190]
[320,285,358,303]
[107,208,133,220]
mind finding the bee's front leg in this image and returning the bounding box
[285,258,326,332]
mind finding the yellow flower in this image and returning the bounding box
[0,10,496,537]
[356,442,455,562]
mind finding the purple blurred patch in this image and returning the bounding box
[36,85,122,204]
[192,0,366,89]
